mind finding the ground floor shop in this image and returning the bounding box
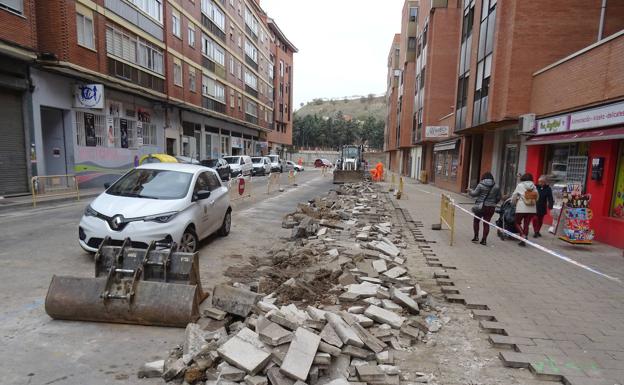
[430,138,466,193]
[526,100,624,248]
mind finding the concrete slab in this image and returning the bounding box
[363,306,405,329]
[217,328,272,375]
[280,328,322,381]
[213,284,262,317]
[259,322,294,346]
[325,312,364,348]
[320,323,344,348]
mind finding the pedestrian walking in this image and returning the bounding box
[532,175,554,238]
[512,173,538,246]
[468,172,501,246]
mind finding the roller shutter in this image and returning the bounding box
[0,89,28,195]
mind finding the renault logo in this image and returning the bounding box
[110,215,124,230]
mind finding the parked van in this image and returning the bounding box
[223,155,253,177]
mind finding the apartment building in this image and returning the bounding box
[384,34,400,172]
[267,18,297,156]
[0,0,294,193]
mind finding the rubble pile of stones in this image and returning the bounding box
[140,182,447,385]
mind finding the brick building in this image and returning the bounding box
[0,0,295,194]
[384,34,400,172]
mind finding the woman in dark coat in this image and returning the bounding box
[467,172,501,245]
[532,175,554,237]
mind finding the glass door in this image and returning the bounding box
[501,143,518,196]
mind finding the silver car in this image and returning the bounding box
[251,156,272,176]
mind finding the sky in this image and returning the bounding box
[260,0,405,110]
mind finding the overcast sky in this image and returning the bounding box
[261,0,404,109]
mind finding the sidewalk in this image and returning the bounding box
[391,177,624,385]
[0,187,102,213]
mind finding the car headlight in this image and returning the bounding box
[144,211,178,223]
[84,205,98,217]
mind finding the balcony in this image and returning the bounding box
[202,56,216,73]
[245,114,258,125]
[202,97,226,114]
[245,54,259,71]
[107,58,164,93]
[201,14,226,42]
[245,25,258,43]
[245,85,258,98]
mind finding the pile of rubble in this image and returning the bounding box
[139,182,446,385]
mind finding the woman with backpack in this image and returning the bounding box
[512,173,538,246]
[468,172,501,245]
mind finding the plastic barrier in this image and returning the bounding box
[288,170,297,186]
[227,175,252,202]
[439,193,456,246]
[32,175,80,207]
[266,172,281,194]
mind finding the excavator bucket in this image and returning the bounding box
[45,238,208,327]
[333,170,365,184]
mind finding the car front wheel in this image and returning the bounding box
[179,227,198,253]
[219,210,231,236]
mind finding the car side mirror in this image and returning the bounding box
[194,190,211,201]
[104,182,111,189]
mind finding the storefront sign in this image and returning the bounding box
[75,84,104,109]
[425,126,450,138]
[258,141,269,149]
[570,101,624,131]
[433,140,458,152]
[231,137,243,148]
[536,115,569,135]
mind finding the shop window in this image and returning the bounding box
[612,142,624,219]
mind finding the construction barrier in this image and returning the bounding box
[439,193,456,246]
[32,175,80,207]
[288,170,297,185]
[419,170,428,184]
[321,166,332,177]
[227,175,252,202]
[396,177,405,200]
[266,172,281,194]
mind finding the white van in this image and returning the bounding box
[223,155,253,177]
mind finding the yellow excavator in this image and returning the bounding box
[333,145,366,184]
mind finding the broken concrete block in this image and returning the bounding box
[259,322,293,346]
[327,248,339,257]
[325,312,364,348]
[258,301,279,313]
[372,260,387,273]
[317,227,328,236]
[341,345,374,360]
[346,282,381,298]
[245,375,268,385]
[378,365,400,375]
[267,367,295,385]
[219,363,247,381]
[313,352,332,366]
[280,328,321,381]
[358,276,383,284]
[202,305,227,320]
[350,322,386,354]
[217,328,272,375]
[348,306,365,314]
[137,360,164,378]
[382,267,407,279]
[339,292,360,302]
[381,300,402,312]
[306,306,327,322]
[399,324,420,340]
[213,284,262,317]
[318,341,342,357]
[356,365,385,383]
[363,297,382,306]
[364,306,405,329]
[393,257,405,265]
[163,358,186,381]
[375,350,394,365]
[355,261,379,278]
[184,323,207,358]
[389,288,419,314]
[319,323,344,348]
[338,272,358,286]
[325,378,350,385]
[353,314,374,327]
[268,312,298,330]
[270,343,290,365]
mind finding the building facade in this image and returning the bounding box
[0,0,295,194]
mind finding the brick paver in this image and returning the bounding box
[393,178,624,384]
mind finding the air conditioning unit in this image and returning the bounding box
[519,113,536,133]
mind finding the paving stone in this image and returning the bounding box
[375,351,394,365]
[268,312,299,330]
[306,306,327,322]
[355,365,385,383]
[184,323,208,358]
[217,328,272,375]
[163,358,186,382]
[280,328,322,381]
[313,352,332,366]
[137,360,164,378]
[489,334,536,348]
[381,300,402,312]
[356,261,379,278]
[202,306,228,320]
[350,322,386,353]
[389,287,419,314]
[320,323,344,348]
[267,367,296,385]
[382,267,407,279]
[245,375,268,385]
[364,305,405,329]
[348,306,366,314]
[372,259,387,273]
[219,363,247,381]
[325,312,364,348]
[346,282,381,298]
[338,272,359,286]
[213,284,263,317]
[342,345,375,360]
[259,322,294,346]
[499,351,548,368]
[319,341,343,357]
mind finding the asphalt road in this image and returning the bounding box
[0,169,334,385]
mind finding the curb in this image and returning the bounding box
[0,192,101,214]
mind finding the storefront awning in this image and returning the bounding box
[433,139,459,152]
[526,127,624,145]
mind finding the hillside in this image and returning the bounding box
[295,95,386,122]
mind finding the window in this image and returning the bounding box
[213,45,225,66]
[244,70,257,90]
[201,34,225,66]
[473,1,496,125]
[245,100,258,117]
[269,63,274,79]
[408,37,416,50]
[279,60,284,77]
[244,40,258,63]
[237,62,242,79]
[202,75,225,102]
[76,12,95,49]
[455,3,474,130]
[172,10,181,38]
[130,0,162,22]
[173,59,182,86]
[409,7,417,22]
[201,0,225,31]
[189,66,196,92]
[142,123,157,146]
[107,25,164,75]
[0,0,23,14]
[188,24,195,47]
[230,57,235,74]
[237,93,242,111]
[230,90,235,108]
[244,7,259,36]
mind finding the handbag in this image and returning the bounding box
[523,189,538,206]
[471,185,493,216]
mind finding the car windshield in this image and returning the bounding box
[201,159,219,167]
[251,157,263,163]
[343,147,359,158]
[106,169,193,200]
[225,157,241,165]
[268,155,278,162]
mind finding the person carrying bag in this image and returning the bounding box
[512,173,538,246]
[468,172,501,246]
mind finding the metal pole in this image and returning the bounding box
[598,0,607,41]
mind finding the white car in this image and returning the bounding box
[267,154,283,173]
[79,163,231,253]
[251,156,272,176]
[285,160,304,172]
[223,155,253,177]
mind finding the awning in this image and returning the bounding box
[433,139,459,152]
[526,127,624,145]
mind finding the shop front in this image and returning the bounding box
[432,139,461,191]
[525,100,624,248]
